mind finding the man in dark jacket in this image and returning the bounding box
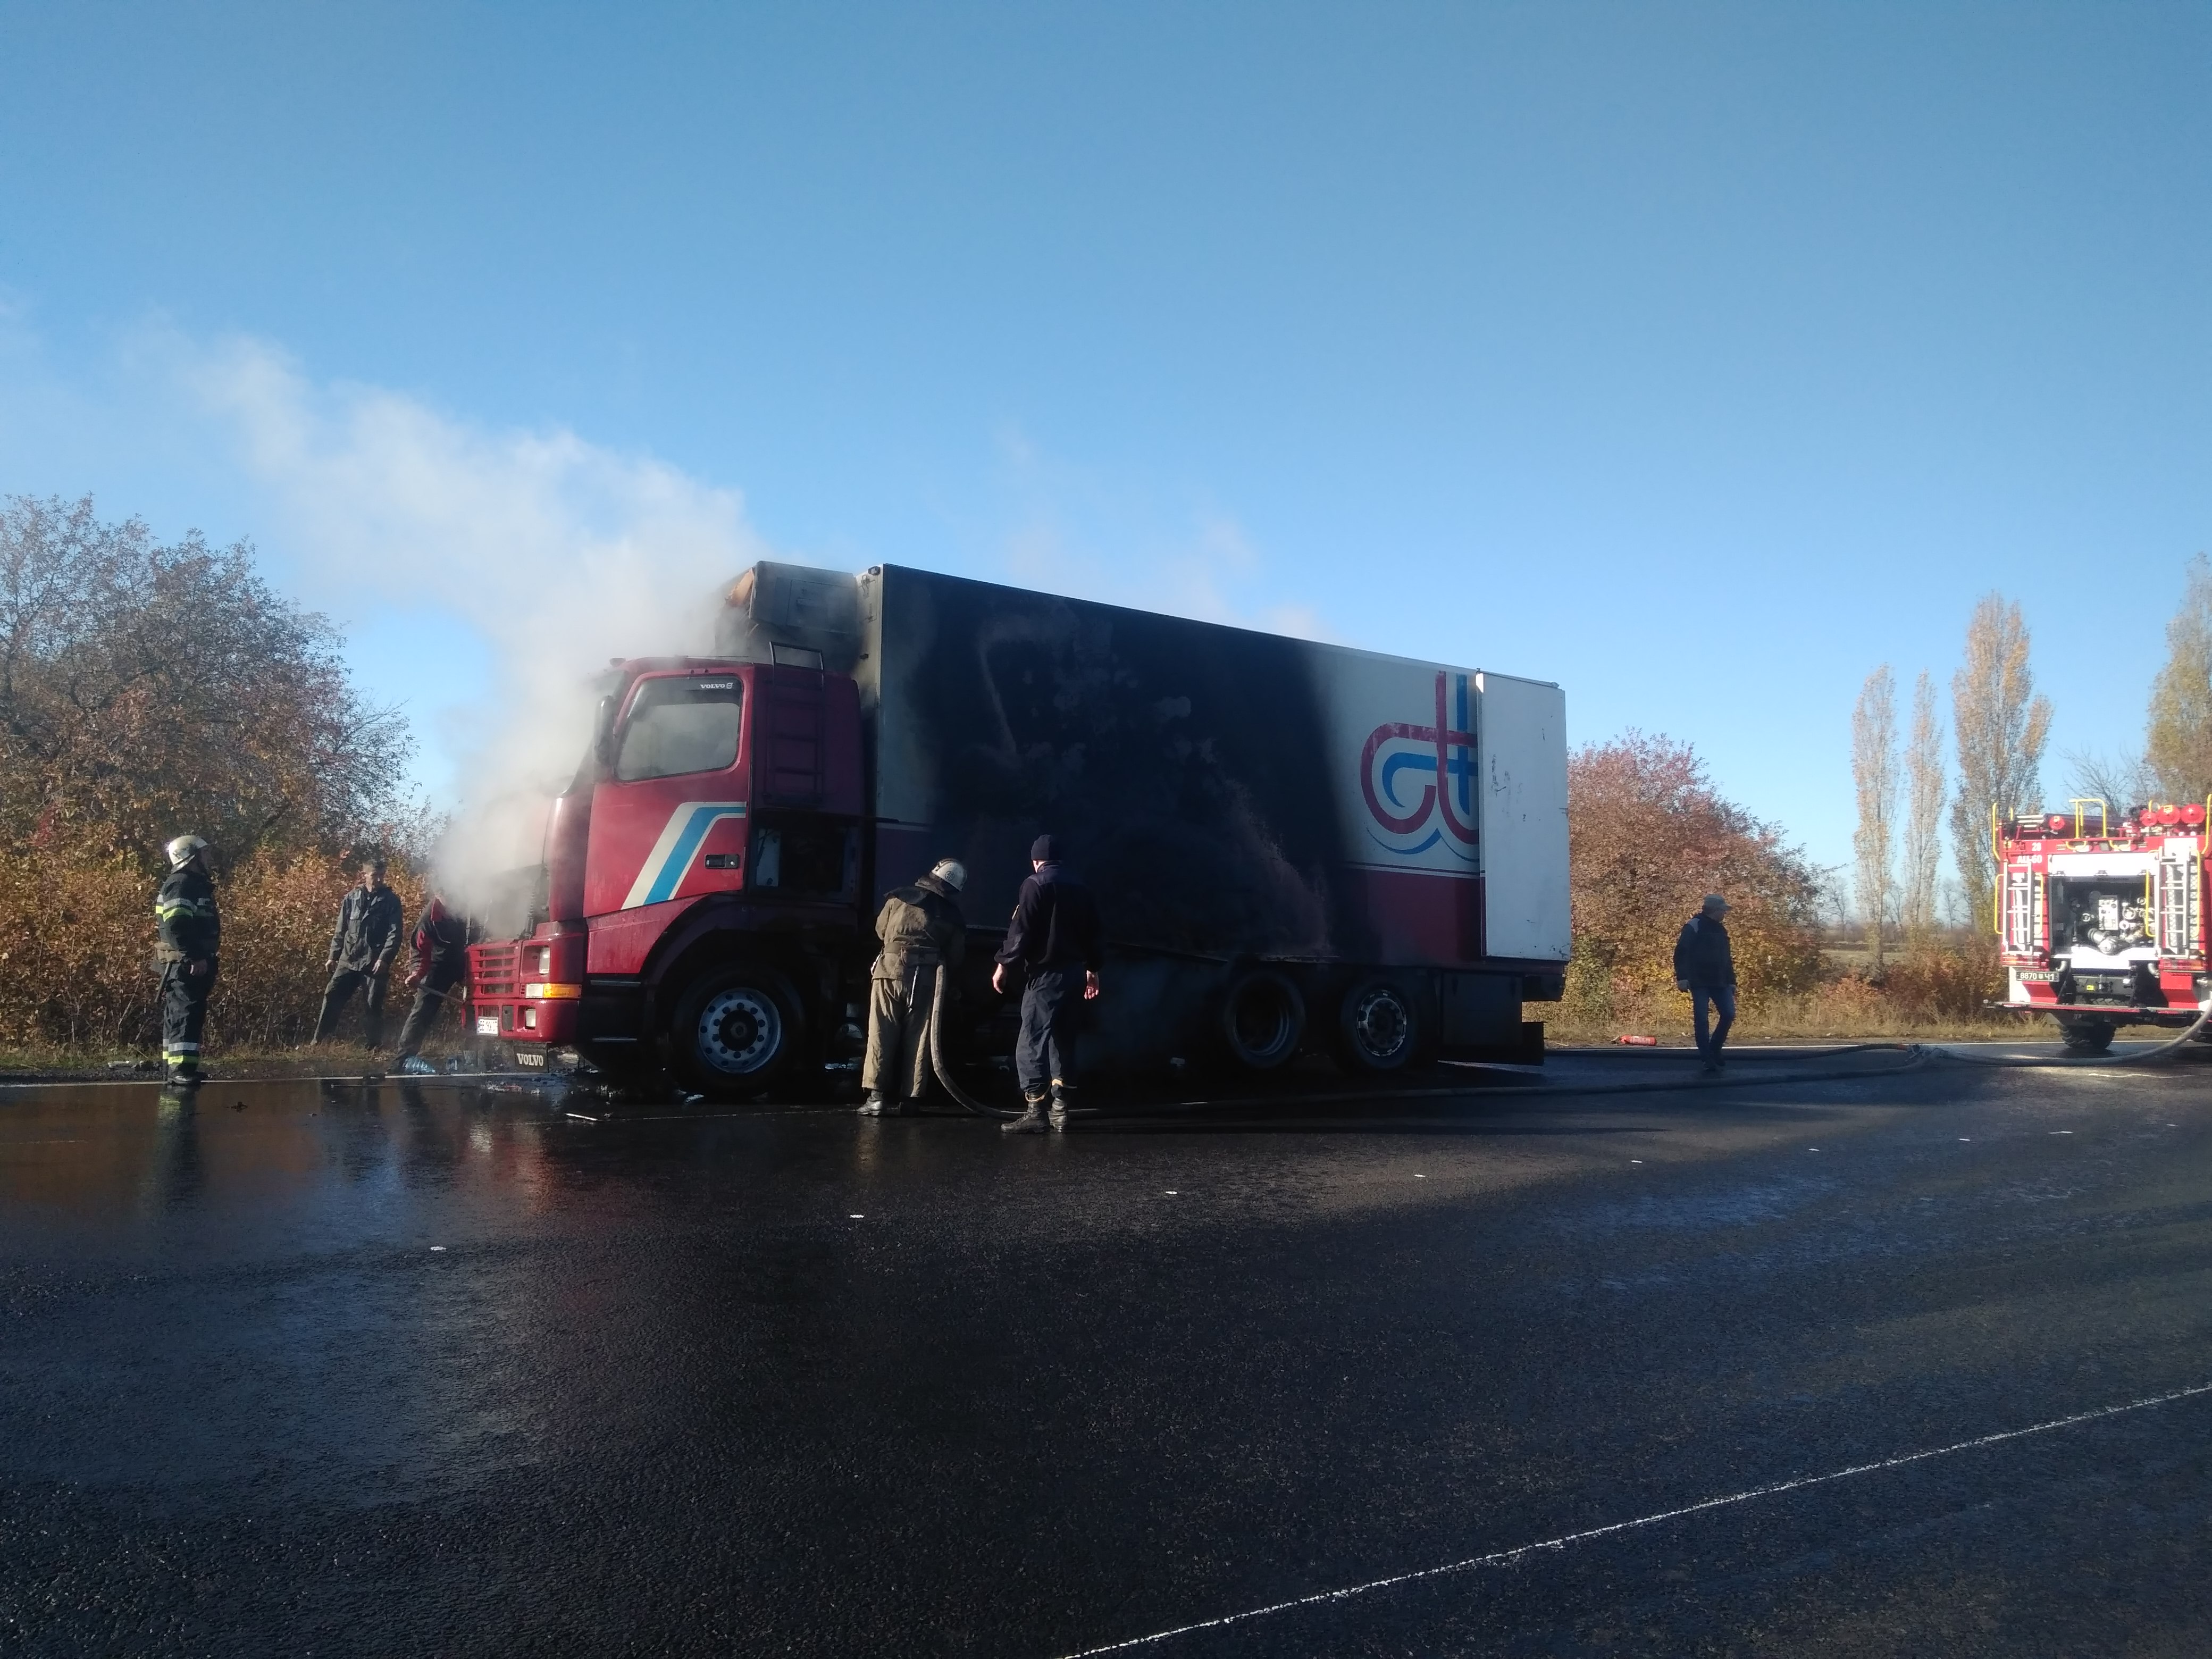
[312,858,404,1050]
[393,893,472,1073]
[992,835,1102,1134]
[154,835,220,1085]
[859,858,968,1116]
[1673,893,1737,1074]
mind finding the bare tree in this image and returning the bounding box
[2147,553,2212,803]
[2065,747,2154,818]
[1902,671,1944,940]
[1850,666,1897,967]
[1949,593,2054,912]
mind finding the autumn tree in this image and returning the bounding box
[1850,666,1897,967]
[0,494,411,864]
[2146,554,2212,804]
[1948,594,2052,913]
[0,496,432,1054]
[1901,671,1945,940]
[1567,733,1823,1021]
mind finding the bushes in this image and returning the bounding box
[1566,733,1823,1032]
[0,845,435,1055]
[0,495,438,1061]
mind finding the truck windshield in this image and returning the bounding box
[615,677,743,781]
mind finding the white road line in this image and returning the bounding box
[1058,1380,2212,1657]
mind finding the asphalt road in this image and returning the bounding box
[5,1049,2212,1656]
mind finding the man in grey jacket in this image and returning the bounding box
[1673,893,1737,1074]
[312,858,405,1050]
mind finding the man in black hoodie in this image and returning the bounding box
[1673,893,1737,1074]
[992,834,1102,1134]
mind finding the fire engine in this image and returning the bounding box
[1993,798,2210,1054]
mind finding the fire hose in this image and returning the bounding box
[923,963,2212,1122]
[927,963,1022,1118]
[1915,996,2212,1068]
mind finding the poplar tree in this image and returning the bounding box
[1901,671,1945,940]
[1949,594,2052,914]
[2146,554,2212,804]
[1850,666,1897,967]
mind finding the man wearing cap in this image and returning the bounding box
[860,857,970,1117]
[311,857,405,1051]
[153,835,221,1085]
[992,835,1103,1133]
[1674,893,1738,1074]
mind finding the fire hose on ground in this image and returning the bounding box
[922,968,2212,1120]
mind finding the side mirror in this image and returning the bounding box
[593,694,620,767]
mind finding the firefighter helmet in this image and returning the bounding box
[164,835,209,870]
[929,858,968,892]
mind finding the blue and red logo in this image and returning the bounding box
[1361,672,1477,860]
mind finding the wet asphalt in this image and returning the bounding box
[4,1049,2212,1657]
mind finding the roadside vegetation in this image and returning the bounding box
[0,495,443,1066]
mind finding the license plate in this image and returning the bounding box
[476,1016,501,1035]
[2016,970,2057,982]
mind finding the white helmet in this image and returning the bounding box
[928,858,968,892]
[164,835,209,870]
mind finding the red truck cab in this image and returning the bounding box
[468,657,864,1088]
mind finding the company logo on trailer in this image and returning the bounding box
[1361,672,1477,861]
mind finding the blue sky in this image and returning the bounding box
[2,3,2207,899]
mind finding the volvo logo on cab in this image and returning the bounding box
[1360,672,1477,860]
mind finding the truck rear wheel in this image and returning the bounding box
[1337,977,1422,1073]
[671,967,804,1098]
[2058,1015,2115,1057]
[1221,970,1305,1070]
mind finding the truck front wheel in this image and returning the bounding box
[1337,977,1422,1073]
[671,967,804,1097]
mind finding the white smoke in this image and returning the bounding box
[180,334,772,904]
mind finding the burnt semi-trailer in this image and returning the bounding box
[467,563,1570,1097]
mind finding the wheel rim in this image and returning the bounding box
[694,984,783,1076]
[1348,985,1411,1062]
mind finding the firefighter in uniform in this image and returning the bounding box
[859,858,968,1116]
[154,835,220,1085]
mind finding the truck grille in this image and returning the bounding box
[470,942,522,998]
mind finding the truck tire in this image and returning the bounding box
[671,966,804,1098]
[1336,977,1422,1073]
[2058,1015,2115,1057]
[1221,970,1305,1070]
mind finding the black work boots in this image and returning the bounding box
[1002,1091,1074,1134]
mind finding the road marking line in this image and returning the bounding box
[1058,1380,2212,1657]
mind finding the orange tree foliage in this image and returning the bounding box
[1568,733,1824,1021]
[0,495,443,1054]
[0,834,454,1054]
